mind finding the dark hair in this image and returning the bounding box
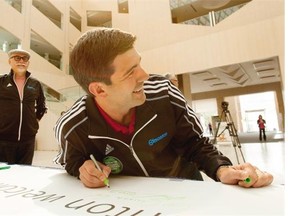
[70,27,136,94]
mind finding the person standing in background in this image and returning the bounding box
[257,115,266,141]
[0,48,47,165]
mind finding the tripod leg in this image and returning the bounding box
[224,110,246,164]
[234,135,246,163]
[213,122,221,144]
[233,144,240,164]
[230,121,246,163]
[213,111,224,144]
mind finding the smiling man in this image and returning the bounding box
[0,48,47,165]
[54,28,273,189]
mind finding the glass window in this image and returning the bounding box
[87,10,112,27]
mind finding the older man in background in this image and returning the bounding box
[0,48,47,165]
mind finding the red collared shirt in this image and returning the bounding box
[96,103,135,135]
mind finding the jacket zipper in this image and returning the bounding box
[14,77,29,141]
[88,113,157,177]
[18,101,23,141]
[129,114,157,176]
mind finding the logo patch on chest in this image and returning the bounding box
[103,156,123,174]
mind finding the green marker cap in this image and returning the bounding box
[0,165,11,170]
[104,178,110,188]
[244,177,251,183]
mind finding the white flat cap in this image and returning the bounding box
[8,48,31,58]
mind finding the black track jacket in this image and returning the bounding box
[0,70,47,141]
[54,74,232,181]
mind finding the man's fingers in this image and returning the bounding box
[79,160,107,188]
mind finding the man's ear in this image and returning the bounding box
[88,82,106,97]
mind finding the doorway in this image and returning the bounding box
[245,110,265,132]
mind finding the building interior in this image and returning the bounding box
[0,0,285,185]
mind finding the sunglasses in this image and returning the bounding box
[10,55,30,62]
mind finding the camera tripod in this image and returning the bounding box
[213,104,246,164]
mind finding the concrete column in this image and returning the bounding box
[62,1,70,74]
[178,73,192,105]
[274,86,285,131]
[21,0,32,50]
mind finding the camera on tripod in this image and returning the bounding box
[221,101,229,110]
[213,100,245,164]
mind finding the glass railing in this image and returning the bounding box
[183,3,247,26]
[44,85,86,116]
[4,0,22,13]
[170,1,250,26]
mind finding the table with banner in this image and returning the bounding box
[0,165,284,216]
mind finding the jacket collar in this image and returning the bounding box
[9,69,31,79]
[85,95,157,137]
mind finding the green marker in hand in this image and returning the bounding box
[90,154,110,188]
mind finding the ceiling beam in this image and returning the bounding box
[191,82,282,100]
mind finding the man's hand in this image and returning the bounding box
[216,163,273,188]
[79,160,111,188]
